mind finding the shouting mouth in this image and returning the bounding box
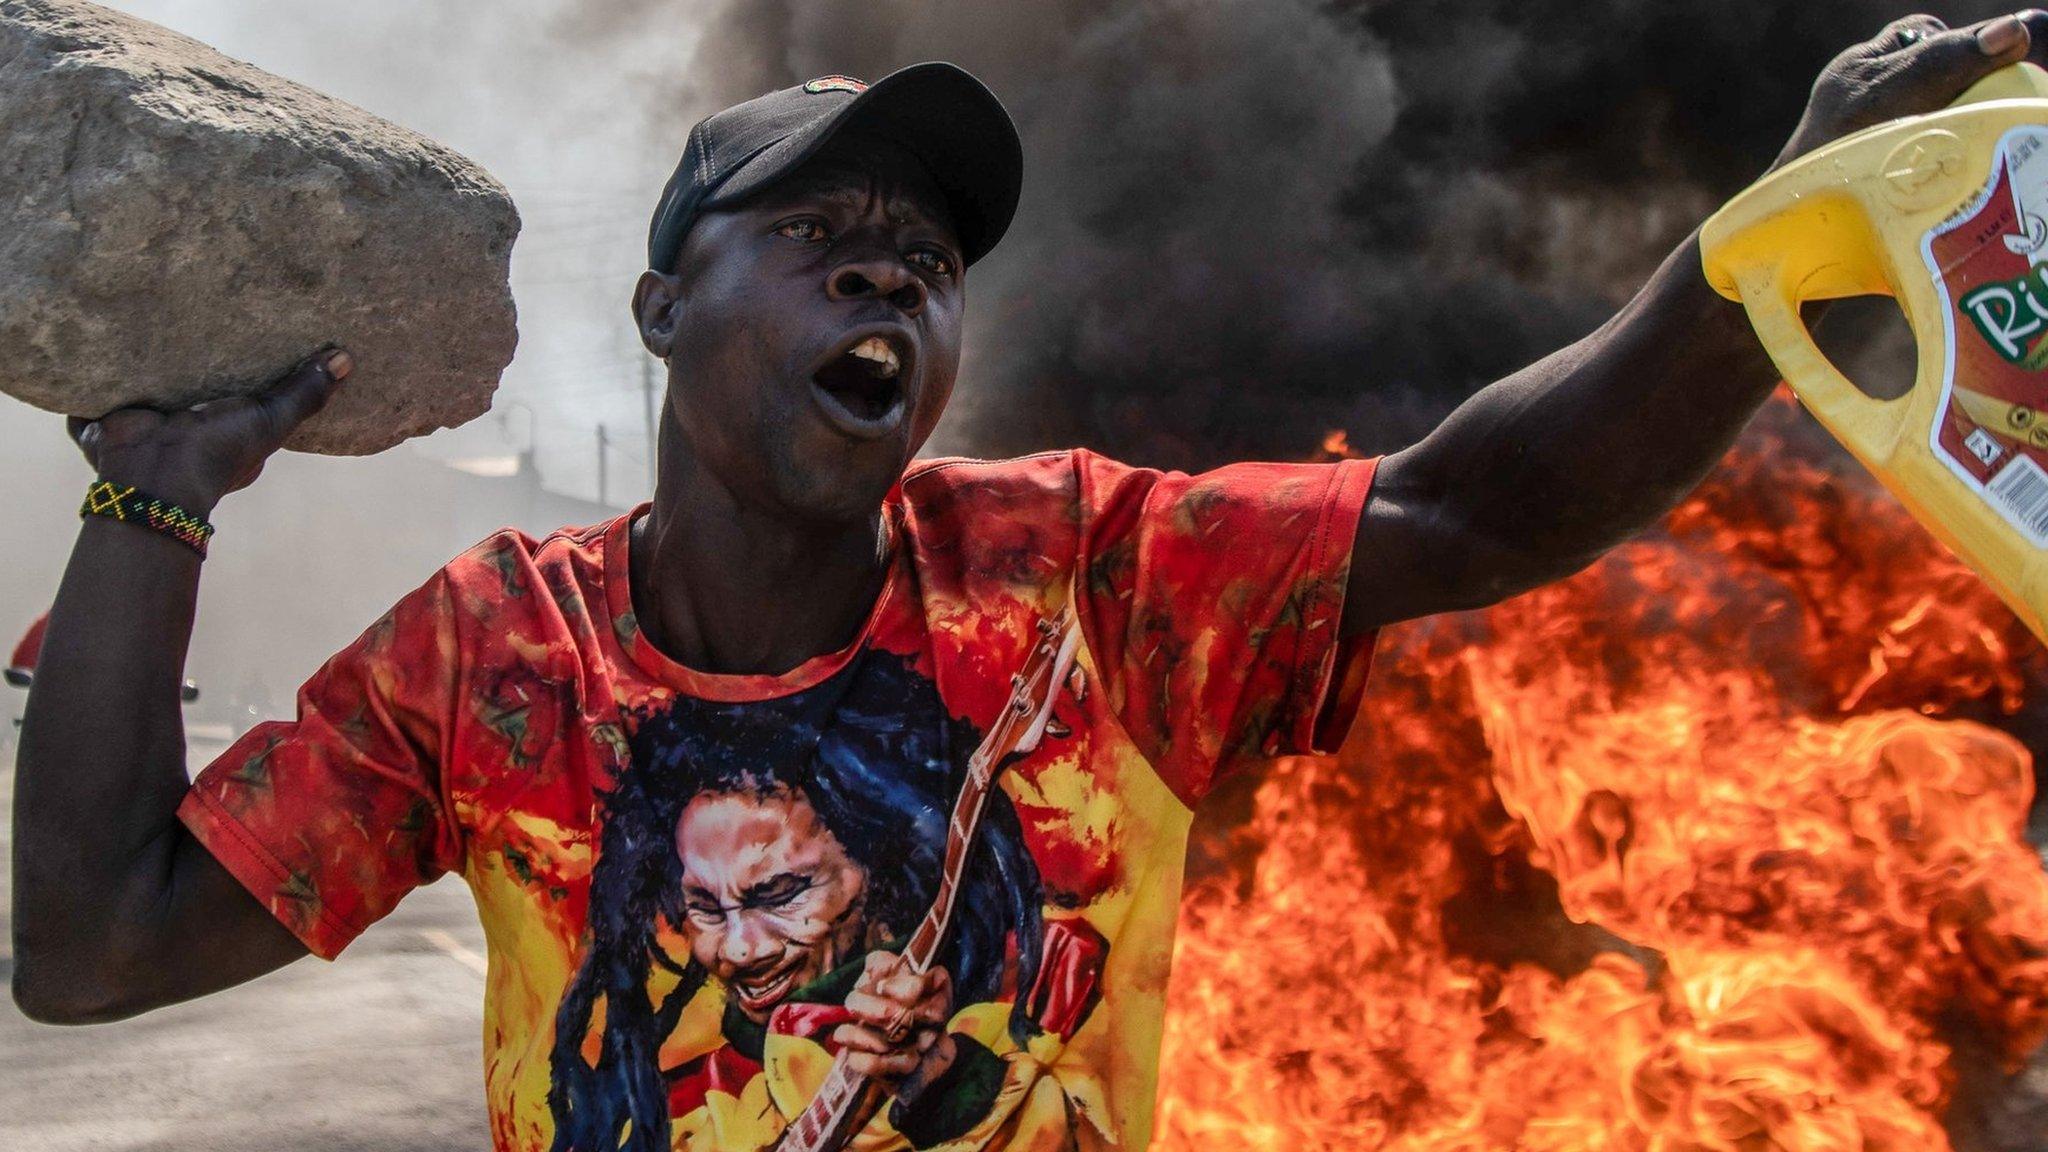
[811,332,908,439]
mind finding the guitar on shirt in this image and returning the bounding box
[768,606,1082,1152]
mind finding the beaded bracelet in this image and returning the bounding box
[80,480,215,558]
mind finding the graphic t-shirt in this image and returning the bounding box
[179,449,1376,1152]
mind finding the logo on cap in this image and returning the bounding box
[802,75,868,95]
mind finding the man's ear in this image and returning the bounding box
[633,270,684,358]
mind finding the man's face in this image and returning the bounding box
[676,787,872,1023]
[640,134,966,522]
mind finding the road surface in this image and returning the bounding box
[1,735,493,1151]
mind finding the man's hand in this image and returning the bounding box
[834,951,957,1107]
[1347,14,2048,632]
[1777,11,2047,168]
[68,346,351,518]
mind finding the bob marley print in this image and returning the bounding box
[546,649,1106,1151]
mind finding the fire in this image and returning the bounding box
[1155,395,2048,1150]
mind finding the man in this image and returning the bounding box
[12,13,2040,1152]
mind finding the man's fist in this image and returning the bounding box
[1778,11,2048,167]
[68,347,351,518]
[833,951,957,1106]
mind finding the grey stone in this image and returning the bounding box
[0,0,519,455]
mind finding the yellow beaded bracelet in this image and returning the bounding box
[80,479,215,558]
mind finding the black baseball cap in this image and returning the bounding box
[646,63,1022,274]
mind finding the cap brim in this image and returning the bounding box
[702,62,1023,266]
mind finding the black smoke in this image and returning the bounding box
[569,0,2011,468]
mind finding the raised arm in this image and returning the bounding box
[11,350,349,1023]
[1345,12,2048,632]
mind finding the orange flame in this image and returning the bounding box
[1322,429,1361,460]
[1157,397,2048,1150]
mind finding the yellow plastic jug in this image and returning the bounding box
[1702,63,2048,644]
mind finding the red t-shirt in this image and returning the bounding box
[179,449,1376,1151]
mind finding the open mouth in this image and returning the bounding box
[731,958,803,1013]
[811,334,906,433]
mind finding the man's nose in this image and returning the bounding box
[718,912,777,970]
[827,252,926,317]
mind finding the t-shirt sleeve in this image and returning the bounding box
[1072,450,1378,806]
[177,559,472,960]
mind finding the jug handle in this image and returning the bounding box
[1706,187,1921,464]
[1701,62,2048,463]
[1743,237,1919,464]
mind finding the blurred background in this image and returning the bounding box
[7,1,2048,1150]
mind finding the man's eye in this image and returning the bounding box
[748,878,813,909]
[777,220,829,242]
[908,249,955,277]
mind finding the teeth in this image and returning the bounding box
[848,337,901,378]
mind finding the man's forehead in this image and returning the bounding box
[678,791,824,865]
[679,821,796,889]
[753,140,955,227]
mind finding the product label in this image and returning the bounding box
[1927,126,2048,545]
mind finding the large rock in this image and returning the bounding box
[0,0,519,455]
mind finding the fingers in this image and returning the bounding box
[844,974,951,1036]
[66,416,100,470]
[839,954,952,1086]
[846,954,951,1035]
[832,1020,940,1057]
[850,950,917,1002]
[834,1008,945,1085]
[256,346,352,441]
[833,1026,933,1082]
[67,406,165,471]
[1970,12,2033,62]
[1861,13,2032,111]
[71,345,350,467]
[1864,14,1947,57]
[1785,10,2048,166]
[2021,9,2048,66]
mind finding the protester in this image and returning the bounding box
[14,14,2043,1151]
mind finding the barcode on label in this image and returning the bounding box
[1987,452,2048,544]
